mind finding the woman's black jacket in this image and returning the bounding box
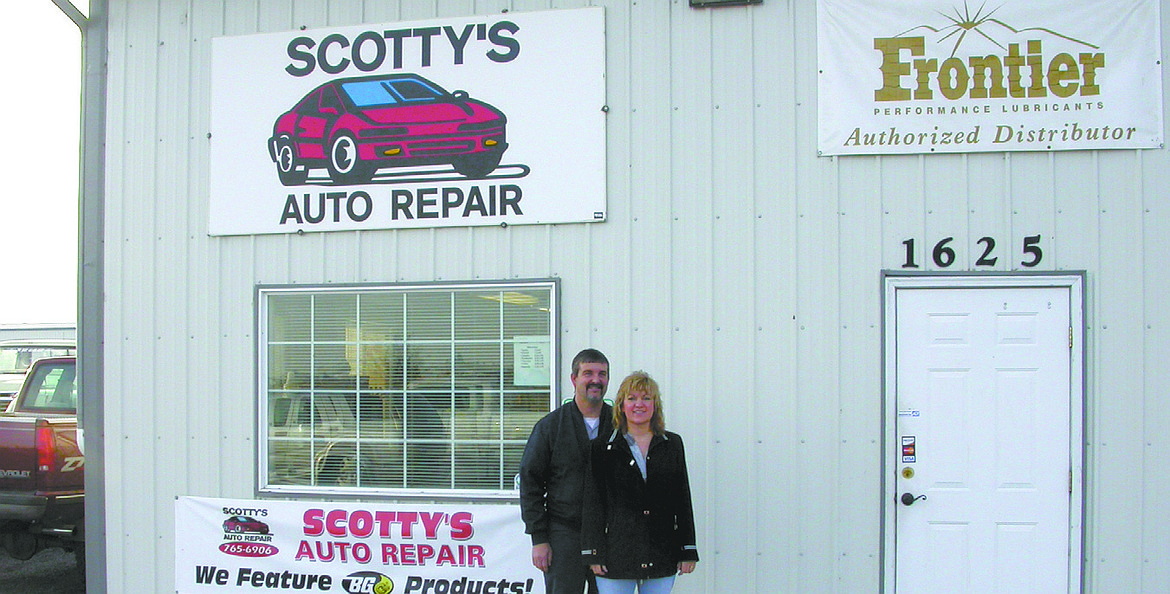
[581,429,699,580]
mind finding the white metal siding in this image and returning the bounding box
[99,0,1169,592]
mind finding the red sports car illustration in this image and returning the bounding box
[222,515,269,535]
[268,74,508,185]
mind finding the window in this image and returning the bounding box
[258,280,557,496]
[22,361,77,411]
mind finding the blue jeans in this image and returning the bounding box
[595,575,676,594]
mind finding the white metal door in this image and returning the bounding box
[888,280,1081,594]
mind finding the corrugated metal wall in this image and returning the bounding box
[100,0,1169,592]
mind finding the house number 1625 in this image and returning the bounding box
[901,235,1043,269]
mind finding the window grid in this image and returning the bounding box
[259,281,555,497]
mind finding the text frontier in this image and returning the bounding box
[874,37,1104,102]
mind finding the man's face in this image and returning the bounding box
[572,362,609,403]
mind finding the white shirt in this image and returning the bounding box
[584,416,600,440]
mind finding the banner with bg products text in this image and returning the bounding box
[817,0,1163,155]
[175,496,542,594]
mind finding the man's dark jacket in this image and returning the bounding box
[519,400,615,545]
[581,429,700,579]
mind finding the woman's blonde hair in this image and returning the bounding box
[612,370,666,435]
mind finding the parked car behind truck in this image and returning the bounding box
[0,356,83,569]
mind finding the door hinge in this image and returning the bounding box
[1069,327,1073,349]
[1069,469,1073,494]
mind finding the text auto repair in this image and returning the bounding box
[190,504,532,593]
[279,186,524,226]
[276,21,525,228]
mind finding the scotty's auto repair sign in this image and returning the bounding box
[210,8,604,235]
[175,496,542,593]
[817,0,1163,155]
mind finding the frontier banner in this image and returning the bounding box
[175,496,542,593]
[817,0,1163,155]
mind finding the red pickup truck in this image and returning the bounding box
[0,356,83,566]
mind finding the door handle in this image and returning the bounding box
[901,492,927,506]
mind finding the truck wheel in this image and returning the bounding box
[1,532,38,560]
[73,541,86,576]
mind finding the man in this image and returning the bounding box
[519,348,613,594]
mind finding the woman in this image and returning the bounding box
[581,371,699,594]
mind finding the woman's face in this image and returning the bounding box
[623,390,655,429]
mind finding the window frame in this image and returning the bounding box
[255,279,559,499]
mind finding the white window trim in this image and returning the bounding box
[255,279,559,499]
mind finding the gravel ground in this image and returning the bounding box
[0,547,86,593]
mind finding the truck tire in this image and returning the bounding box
[73,541,85,576]
[1,532,38,561]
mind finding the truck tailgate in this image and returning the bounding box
[0,415,39,494]
[0,415,83,520]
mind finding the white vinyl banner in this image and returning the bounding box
[175,496,543,594]
[209,8,605,235]
[817,0,1163,155]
